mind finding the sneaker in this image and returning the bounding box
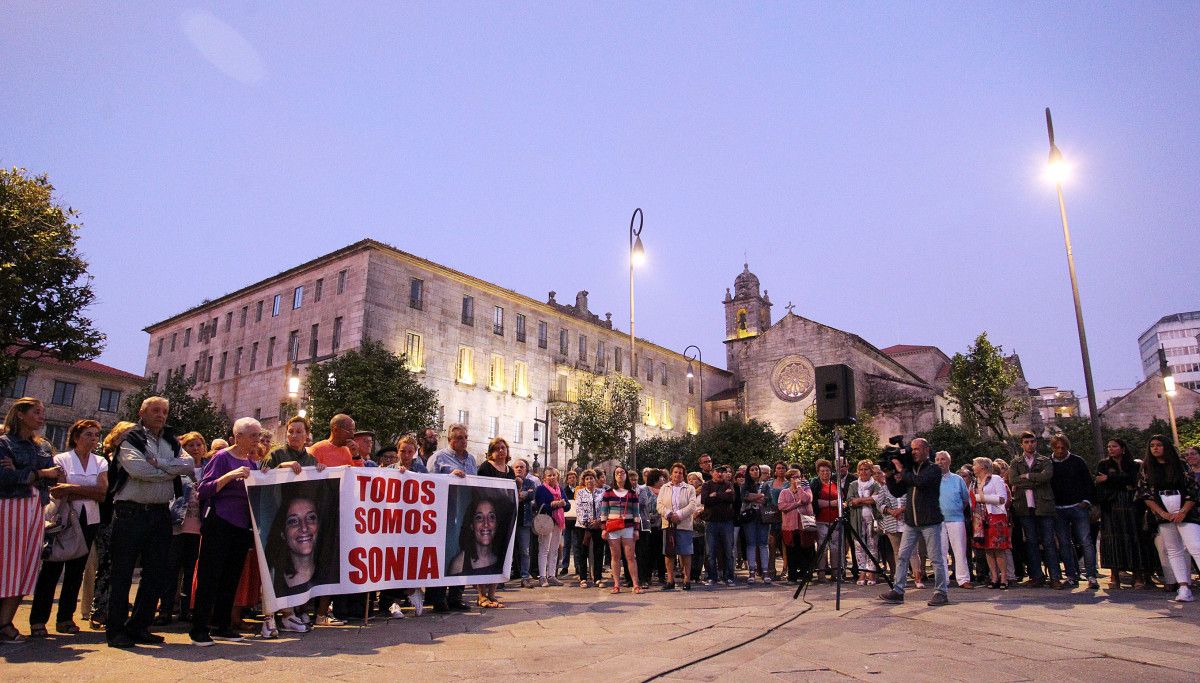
[107,631,136,648]
[189,632,213,647]
[521,578,536,589]
[682,583,691,591]
[1087,580,1101,591]
[547,577,563,587]
[763,576,773,585]
[315,615,345,626]
[747,575,757,585]
[211,628,244,642]
[410,590,425,617]
[540,579,549,588]
[1172,586,1195,603]
[297,611,312,625]
[878,590,904,604]
[927,592,949,607]
[388,603,406,619]
[279,614,310,632]
[705,580,717,587]
[724,579,735,587]
[260,620,278,639]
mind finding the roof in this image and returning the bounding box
[1138,310,1200,341]
[1099,373,1200,416]
[770,315,932,389]
[706,387,740,402]
[880,344,940,355]
[6,346,144,382]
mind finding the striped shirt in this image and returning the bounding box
[601,488,639,529]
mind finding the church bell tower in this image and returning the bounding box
[723,264,772,370]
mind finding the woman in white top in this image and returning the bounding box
[971,457,1011,589]
[28,420,108,636]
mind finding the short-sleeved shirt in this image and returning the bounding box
[54,450,108,524]
[310,440,354,467]
[265,445,318,470]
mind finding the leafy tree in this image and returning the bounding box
[698,417,787,470]
[553,374,640,469]
[123,372,232,440]
[306,340,439,444]
[916,421,1007,471]
[635,433,699,472]
[0,168,105,387]
[785,406,879,475]
[947,332,1025,442]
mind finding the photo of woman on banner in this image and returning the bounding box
[447,485,516,577]
[262,480,340,598]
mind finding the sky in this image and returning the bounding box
[3,3,1198,400]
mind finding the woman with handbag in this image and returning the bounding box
[601,465,643,594]
[475,437,515,607]
[657,463,699,590]
[0,398,61,644]
[741,464,771,583]
[763,461,788,582]
[971,457,1011,589]
[573,469,605,587]
[29,419,107,637]
[847,459,880,586]
[1095,438,1154,589]
[778,469,815,584]
[1137,435,1200,603]
[533,467,571,587]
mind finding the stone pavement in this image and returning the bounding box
[3,579,1199,682]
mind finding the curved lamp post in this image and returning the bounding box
[629,208,645,471]
[684,344,703,435]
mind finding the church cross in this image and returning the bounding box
[784,301,795,315]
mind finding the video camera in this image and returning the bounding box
[878,435,914,474]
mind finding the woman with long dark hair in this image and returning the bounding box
[1136,435,1200,602]
[601,465,643,594]
[1095,438,1153,589]
[474,436,514,608]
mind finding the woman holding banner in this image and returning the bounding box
[601,466,643,594]
[534,467,571,587]
[473,437,514,608]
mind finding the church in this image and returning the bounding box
[705,264,959,443]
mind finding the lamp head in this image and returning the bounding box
[287,373,301,398]
[631,235,646,266]
[1164,374,1176,397]
[297,407,308,418]
[1045,146,1070,185]
[686,361,694,380]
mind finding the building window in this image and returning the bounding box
[488,416,499,439]
[332,317,343,353]
[309,324,319,359]
[409,278,423,310]
[559,329,569,355]
[614,347,623,373]
[661,400,673,430]
[516,314,526,343]
[537,321,548,349]
[210,317,218,338]
[646,358,654,382]
[456,346,475,385]
[225,311,233,332]
[3,373,28,399]
[493,306,504,336]
[272,294,282,317]
[489,354,505,392]
[156,338,164,357]
[513,361,529,398]
[461,296,474,326]
[170,333,177,352]
[240,306,248,327]
[204,355,213,382]
[719,410,731,422]
[255,300,263,322]
[314,278,324,302]
[95,387,121,413]
[596,340,606,371]
[686,407,699,435]
[234,347,243,376]
[405,332,424,372]
[643,397,657,427]
[660,363,667,386]
[293,286,304,310]
[337,269,347,294]
[249,342,258,371]
[191,361,199,380]
[254,408,261,421]
[578,334,587,362]
[218,352,227,380]
[457,409,470,426]
[45,424,68,451]
[51,380,77,407]
[514,420,524,443]
[183,328,191,348]
[288,330,300,362]
[267,337,277,367]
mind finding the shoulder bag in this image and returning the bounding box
[44,499,89,562]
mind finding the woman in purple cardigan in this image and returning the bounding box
[188,417,262,646]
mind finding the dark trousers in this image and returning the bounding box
[785,536,816,582]
[425,585,465,608]
[574,527,604,582]
[106,503,172,638]
[690,532,707,582]
[190,513,252,637]
[636,527,665,584]
[159,532,200,617]
[30,512,98,626]
[1018,513,1061,582]
[560,520,576,574]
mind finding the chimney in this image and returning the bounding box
[575,290,589,315]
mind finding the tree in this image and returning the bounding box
[305,340,439,443]
[0,168,105,387]
[553,374,640,469]
[915,421,1006,471]
[699,418,787,470]
[123,372,232,440]
[635,434,699,471]
[785,406,879,475]
[946,332,1025,442]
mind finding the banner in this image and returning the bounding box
[246,467,517,611]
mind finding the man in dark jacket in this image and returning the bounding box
[1049,434,1099,589]
[879,438,949,606]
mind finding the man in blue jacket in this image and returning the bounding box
[879,438,950,606]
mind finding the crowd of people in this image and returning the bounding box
[2,393,1199,648]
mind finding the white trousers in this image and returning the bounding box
[537,528,563,580]
[1158,522,1200,586]
[941,520,971,586]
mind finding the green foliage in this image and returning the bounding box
[695,418,787,470]
[553,374,641,469]
[785,406,879,475]
[915,421,1008,471]
[306,340,439,444]
[123,372,231,440]
[0,168,105,387]
[1053,415,1186,468]
[635,433,700,471]
[947,332,1025,442]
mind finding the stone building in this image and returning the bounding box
[1031,386,1081,430]
[1099,373,1200,430]
[142,240,730,465]
[1,349,145,450]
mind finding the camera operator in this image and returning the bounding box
[878,438,950,606]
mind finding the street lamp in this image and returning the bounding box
[287,368,301,399]
[684,345,704,435]
[629,207,645,472]
[1044,108,1104,458]
[1158,346,1181,447]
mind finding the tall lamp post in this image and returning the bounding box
[1045,108,1104,458]
[1158,346,1181,447]
[629,208,646,472]
[684,345,704,435]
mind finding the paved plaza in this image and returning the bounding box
[3,579,1199,682]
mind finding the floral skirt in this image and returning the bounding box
[974,513,1011,551]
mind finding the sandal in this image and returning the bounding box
[0,623,26,645]
[56,621,80,634]
[610,586,621,594]
[579,580,589,588]
[633,586,645,594]
[29,624,49,638]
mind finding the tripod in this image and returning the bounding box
[793,429,891,609]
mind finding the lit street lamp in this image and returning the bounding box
[1044,108,1103,458]
[629,207,645,472]
[684,345,704,435]
[1158,346,1181,447]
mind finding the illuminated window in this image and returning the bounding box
[456,346,475,385]
[661,400,673,430]
[513,361,529,397]
[643,397,657,427]
[405,332,424,372]
[687,407,699,435]
[489,354,505,391]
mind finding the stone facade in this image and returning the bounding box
[1099,374,1200,430]
[1,351,145,450]
[143,240,731,465]
[1031,386,1081,430]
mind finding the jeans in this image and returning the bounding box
[941,520,971,585]
[1017,514,1061,582]
[515,526,532,579]
[106,503,172,639]
[1054,505,1098,580]
[893,523,949,595]
[560,520,576,575]
[744,521,770,575]
[30,516,98,626]
[190,514,252,637]
[705,521,736,581]
[536,528,563,582]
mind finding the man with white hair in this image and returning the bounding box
[878,438,950,606]
[106,396,196,648]
[936,450,974,589]
[426,422,476,612]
